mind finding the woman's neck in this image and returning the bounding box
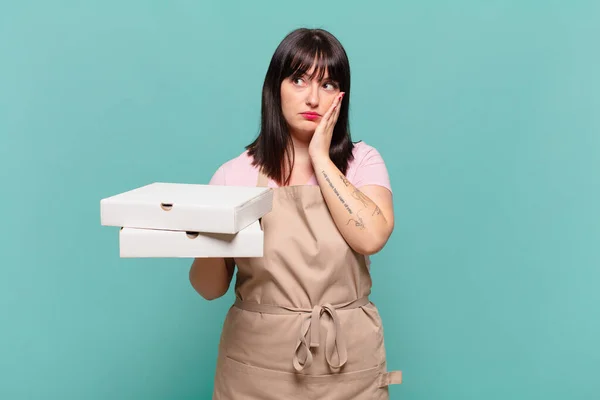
[289,134,312,167]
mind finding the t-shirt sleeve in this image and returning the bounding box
[352,146,392,193]
[208,165,226,185]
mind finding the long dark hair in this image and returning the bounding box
[245,28,355,186]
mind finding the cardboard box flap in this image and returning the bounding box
[101,182,271,208]
[101,182,273,234]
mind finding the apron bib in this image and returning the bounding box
[212,170,402,399]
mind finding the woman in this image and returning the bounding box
[189,28,402,399]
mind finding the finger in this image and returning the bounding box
[334,93,343,118]
[327,92,344,116]
[328,108,341,131]
[327,104,340,128]
[327,92,344,127]
[323,98,338,121]
[333,105,342,126]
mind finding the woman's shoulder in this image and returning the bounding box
[347,140,392,191]
[208,149,258,186]
[349,140,387,167]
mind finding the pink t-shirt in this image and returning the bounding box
[209,141,392,192]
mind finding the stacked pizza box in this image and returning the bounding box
[100,182,273,258]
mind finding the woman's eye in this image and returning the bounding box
[323,82,338,90]
[293,77,305,85]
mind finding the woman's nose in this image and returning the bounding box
[305,83,320,107]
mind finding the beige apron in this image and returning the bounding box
[212,170,402,399]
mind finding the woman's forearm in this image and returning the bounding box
[312,156,393,255]
[189,258,235,300]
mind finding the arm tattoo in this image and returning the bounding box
[347,210,366,230]
[351,189,370,208]
[339,174,351,187]
[322,170,372,230]
[322,170,353,214]
[337,174,380,221]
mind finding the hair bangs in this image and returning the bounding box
[285,43,344,86]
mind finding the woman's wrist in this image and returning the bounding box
[309,153,331,170]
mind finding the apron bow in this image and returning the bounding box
[293,303,348,372]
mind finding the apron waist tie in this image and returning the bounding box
[233,296,370,372]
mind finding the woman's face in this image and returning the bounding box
[280,64,340,143]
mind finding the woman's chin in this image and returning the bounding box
[289,128,315,144]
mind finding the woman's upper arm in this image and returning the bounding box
[359,184,394,231]
[352,145,394,232]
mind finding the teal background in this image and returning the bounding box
[1,1,599,399]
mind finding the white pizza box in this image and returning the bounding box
[100,182,273,234]
[118,220,264,258]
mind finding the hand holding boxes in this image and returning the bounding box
[100,182,273,258]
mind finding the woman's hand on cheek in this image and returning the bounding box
[308,92,344,163]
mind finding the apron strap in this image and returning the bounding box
[255,168,269,229]
[256,168,269,187]
[378,370,403,387]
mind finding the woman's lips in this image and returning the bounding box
[300,112,321,121]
